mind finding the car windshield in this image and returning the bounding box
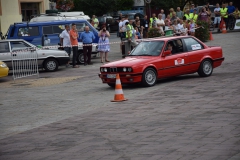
[129,41,164,56]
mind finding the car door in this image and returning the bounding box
[0,41,12,67]
[182,37,205,72]
[161,39,190,77]
[10,41,37,67]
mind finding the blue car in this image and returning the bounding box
[5,19,99,63]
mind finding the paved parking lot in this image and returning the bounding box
[0,32,240,160]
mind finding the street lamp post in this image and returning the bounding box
[145,0,151,17]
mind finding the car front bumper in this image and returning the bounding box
[57,57,70,66]
[98,73,142,84]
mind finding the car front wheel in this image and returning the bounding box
[141,68,157,87]
[44,58,58,72]
[198,59,213,77]
[107,83,115,88]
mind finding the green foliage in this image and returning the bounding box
[148,28,162,38]
[73,0,134,16]
[195,20,209,42]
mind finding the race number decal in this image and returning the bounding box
[191,44,201,50]
[175,58,184,65]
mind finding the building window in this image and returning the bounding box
[21,3,40,21]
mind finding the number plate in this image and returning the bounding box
[107,74,116,79]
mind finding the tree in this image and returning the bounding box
[73,0,134,16]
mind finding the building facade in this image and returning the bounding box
[0,0,49,35]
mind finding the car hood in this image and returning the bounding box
[102,56,156,67]
[37,49,67,55]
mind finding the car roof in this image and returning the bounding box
[0,39,26,42]
[141,36,191,42]
[10,19,88,27]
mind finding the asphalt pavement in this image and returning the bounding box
[0,32,240,160]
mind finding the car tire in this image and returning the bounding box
[198,59,213,77]
[107,83,115,88]
[77,52,87,64]
[141,68,157,87]
[44,58,58,72]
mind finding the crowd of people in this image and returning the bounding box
[117,1,239,40]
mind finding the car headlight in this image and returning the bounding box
[100,68,104,72]
[104,68,107,72]
[123,67,127,72]
[128,68,132,72]
[0,63,7,68]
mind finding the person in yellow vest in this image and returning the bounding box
[189,9,198,23]
[184,9,191,20]
[233,7,240,19]
[92,15,99,29]
[125,21,137,50]
[149,13,158,29]
[220,3,229,29]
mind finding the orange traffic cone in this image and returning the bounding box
[209,31,213,40]
[111,74,127,102]
[222,22,227,34]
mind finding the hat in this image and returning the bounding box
[192,4,194,6]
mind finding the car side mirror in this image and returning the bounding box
[162,50,171,57]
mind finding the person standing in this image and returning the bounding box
[199,7,210,23]
[220,3,229,30]
[214,3,221,30]
[149,13,158,29]
[176,7,184,19]
[69,23,79,68]
[156,14,165,35]
[190,4,195,13]
[98,25,110,63]
[80,26,95,66]
[227,2,236,27]
[161,9,166,20]
[126,21,137,53]
[60,24,71,67]
[184,9,191,20]
[92,15,99,29]
[141,15,149,38]
[190,9,198,23]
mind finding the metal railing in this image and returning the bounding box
[11,48,39,81]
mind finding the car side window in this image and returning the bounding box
[0,42,10,53]
[18,27,39,37]
[10,41,31,51]
[183,38,203,52]
[165,39,184,55]
[75,23,92,32]
[53,25,65,34]
[43,26,53,34]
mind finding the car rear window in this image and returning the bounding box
[0,42,10,53]
[18,27,39,37]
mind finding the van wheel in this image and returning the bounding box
[44,58,58,72]
[77,52,87,64]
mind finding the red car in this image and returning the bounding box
[99,36,224,87]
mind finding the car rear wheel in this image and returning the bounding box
[44,58,58,72]
[141,68,157,87]
[198,59,213,77]
[77,52,87,64]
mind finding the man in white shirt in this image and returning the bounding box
[156,14,165,34]
[214,3,221,29]
[60,24,71,67]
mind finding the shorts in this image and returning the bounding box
[64,47,71,56]
[214,17,221,24]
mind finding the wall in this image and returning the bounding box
[0,0,49,35]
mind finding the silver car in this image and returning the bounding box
[0,39,70,71]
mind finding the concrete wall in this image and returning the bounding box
[0,0,49,35]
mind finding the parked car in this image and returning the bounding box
[125,13,144,22]
[0,61,9,78]
[0,39,70,71]
[99,36,224,87]
[97,16,119,32]
[3,19,99,64]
